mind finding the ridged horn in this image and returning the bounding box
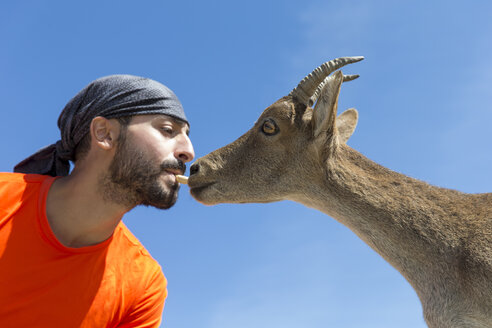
[309,73,360,107]
[289,56,364,106]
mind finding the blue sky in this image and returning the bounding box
[1,1,491,327]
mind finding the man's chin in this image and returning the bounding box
[148,199,176,210]
[141,190,178,210]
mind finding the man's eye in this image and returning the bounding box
[161,127,174,134]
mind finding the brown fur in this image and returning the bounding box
[188,70,492,328]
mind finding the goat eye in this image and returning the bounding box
[261,119,278,135]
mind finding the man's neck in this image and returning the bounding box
[45,171,130,248]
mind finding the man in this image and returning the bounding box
[0,75,194,327]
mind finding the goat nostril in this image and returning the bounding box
[190,163,200,176]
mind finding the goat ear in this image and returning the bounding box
[336,108,358,143]
[312,71,343,138]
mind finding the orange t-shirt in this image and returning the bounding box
[0,173,167,327]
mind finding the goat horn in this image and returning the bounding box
[308,73,360,107]
[289,56,364,106]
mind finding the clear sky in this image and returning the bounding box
[1,1,491,327]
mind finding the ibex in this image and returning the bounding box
[187,57,492,328]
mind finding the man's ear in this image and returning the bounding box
[336,108,358,143]
[312,70,343,138]
[90,116,119,150]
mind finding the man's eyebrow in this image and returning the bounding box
[173,117,190,136]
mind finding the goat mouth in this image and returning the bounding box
[189,181,216,196]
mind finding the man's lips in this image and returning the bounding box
[160,170,185,185]
[164,169,185,176]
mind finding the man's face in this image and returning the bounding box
[101,114,194,210]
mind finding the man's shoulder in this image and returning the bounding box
[0,173,51,212]
[104,224,167,326]
[111,223,162,272]
[0,172,50,185]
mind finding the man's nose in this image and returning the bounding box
[174,134,195,163]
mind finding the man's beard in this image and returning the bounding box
[99,130,185,210]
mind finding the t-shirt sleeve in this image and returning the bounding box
[118,265,168,328]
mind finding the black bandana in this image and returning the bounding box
[14,74,188,176]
